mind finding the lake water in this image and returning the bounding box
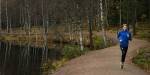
[0,42,62,75]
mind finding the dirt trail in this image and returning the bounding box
[52,32,150,75]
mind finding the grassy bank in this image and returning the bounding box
[0,27,93,49]
[41,44,89,75]
[133,22,150,72]
[133,48,150,72]
[0,27,117,74]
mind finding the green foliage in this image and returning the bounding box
[51,58,67,72]
[41,58,68,74]
[62,45,88,60]
[133,48,150,71]
[41,45,89,74]
[93,36,104,49]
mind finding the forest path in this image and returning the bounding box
[52,32,150,75]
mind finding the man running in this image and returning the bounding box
[117,24,132,69]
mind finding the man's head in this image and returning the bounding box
[122,24,127,31]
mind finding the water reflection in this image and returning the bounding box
[0,42,62,75]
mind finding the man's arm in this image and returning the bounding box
[117,31,120,39]
[129,32,132,41]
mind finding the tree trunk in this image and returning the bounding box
[6,0,9,32]
[0,0,1,31]
[79,18,84,51]
[133,0,137,35]
[88,16,93,49]
[68,19,72,41]
[41,0,48,62]
[100,0,107,47]
[26,1,31,74]
[149,0,150,22]
[127,0,129,25]
[120,0,122,26]
[24,0,28,33]
[9,17,12,33]
[45,1,49,60]
[26,1,31,33]
[104,0,109,27]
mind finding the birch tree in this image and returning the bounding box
[44,0,49,61]
[88,0,93,49]
[100,0,107,47]
[0,0,1,31]
[120,0,122,27]
[24,0,28,33]
[79,18,83,51]
[149,0,150,22]
[133,0,137,35]
[41,0,49,62]
[75,1,84,51]
[5,0,9,32]
[104,0,109,27]
[24,0,31,74]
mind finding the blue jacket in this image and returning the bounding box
[117,29,132,47]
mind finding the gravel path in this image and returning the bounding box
[52,32,150,75]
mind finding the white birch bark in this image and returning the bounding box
[6,0,9,32]
[79,19,84,51]
[120,0,122,26]
[100,0,107,47]
[0,0,1,31]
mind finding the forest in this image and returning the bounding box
[0,0,149,48]
[0,0,149,27]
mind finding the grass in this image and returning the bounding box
[131,22,150,72]
[133,48,150,72]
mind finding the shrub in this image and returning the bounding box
[62,45,88,59]
[93,36,104,49]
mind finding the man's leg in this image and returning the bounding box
[122,47,128,63]
[120,47,128,69]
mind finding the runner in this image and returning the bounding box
[117,24,132,69]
